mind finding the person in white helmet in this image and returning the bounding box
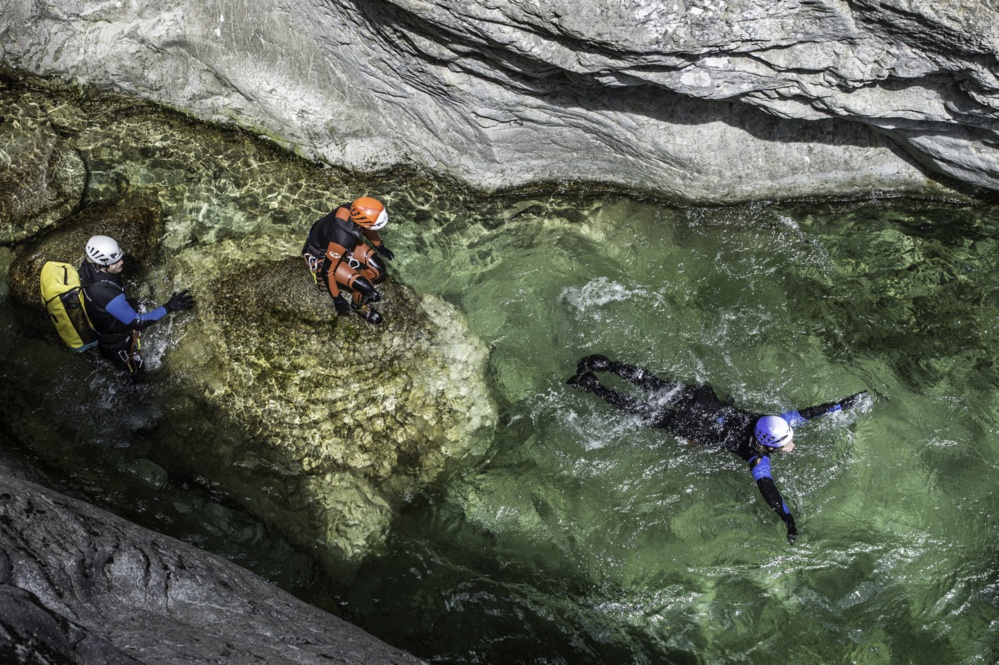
[568,355,867,543]
[78,235,195,373]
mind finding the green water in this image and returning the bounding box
[334,194,999,663]
[3,80,999,664]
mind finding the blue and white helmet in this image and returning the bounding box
[754,415,793,448]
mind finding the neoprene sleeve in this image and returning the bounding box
[105,293,168,329]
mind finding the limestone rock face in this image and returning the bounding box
[0,462,424,664]
[3,0,998,200]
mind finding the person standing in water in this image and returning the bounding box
[79,235,195,374]
[568,354,867,543]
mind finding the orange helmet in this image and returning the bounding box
[349,197,388,230]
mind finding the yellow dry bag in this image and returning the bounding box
[40,261,97,352]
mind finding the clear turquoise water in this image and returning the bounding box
[332,193,999,664]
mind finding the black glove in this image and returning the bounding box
[839,391,869,410]
[165,290,195,312]
[332,294,351,315]
[375,244,395,260]
[784,512,798,544]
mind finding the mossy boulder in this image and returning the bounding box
[162,246,495,574]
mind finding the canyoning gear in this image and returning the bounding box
[303,201,392,320]
[375,244,395,260]
[117,331,143,374]
[85,235,124,266]
[349,197,388,230]
[780,393,868,427]
[754,415,793,448]
[568,357,868,544]
[39,261,98,352]
[165,290,196,312]
[79,261,191,373]
[304,253,322,283]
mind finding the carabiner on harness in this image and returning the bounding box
[304,253,322,283]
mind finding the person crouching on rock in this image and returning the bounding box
[79,235,195,374]
[302,196,395,325]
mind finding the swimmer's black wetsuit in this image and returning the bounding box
[568,355,866,543]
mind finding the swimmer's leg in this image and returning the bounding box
[575,355,686,393]
[568,371,654,417]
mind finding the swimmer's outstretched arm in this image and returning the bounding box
[587,383,654,417]
[756,477,798,544]
[781,391,869,426]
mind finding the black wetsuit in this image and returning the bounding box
[303,205,364,260]
[302,204,386,310]
[570,357,865,543]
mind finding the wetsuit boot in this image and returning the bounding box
[567,371,600,391]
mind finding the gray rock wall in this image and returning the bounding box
[4,0,997,202]
[0,458,423,664]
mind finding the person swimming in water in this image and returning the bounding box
[567,355,868,543]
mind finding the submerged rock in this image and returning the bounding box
[0,90,86,245]
[166,250,495,572]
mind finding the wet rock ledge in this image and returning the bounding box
[0,461,423,665]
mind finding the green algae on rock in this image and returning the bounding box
[0,94,86,245]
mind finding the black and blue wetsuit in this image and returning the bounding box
[79,261,169,371]
[568,356,865,543]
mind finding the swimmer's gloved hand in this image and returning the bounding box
[375,244,395,260]
[786,523,798,544]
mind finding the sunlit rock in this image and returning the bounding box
[0,85,86,244]
[3,1,998,199]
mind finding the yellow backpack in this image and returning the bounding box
[39,261,97,352]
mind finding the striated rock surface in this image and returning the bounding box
[3,0,998,200]
[0,458,424,665]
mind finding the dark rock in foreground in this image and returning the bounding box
[0,461,424,664]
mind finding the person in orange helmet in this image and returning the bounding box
[302,196,396,324]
